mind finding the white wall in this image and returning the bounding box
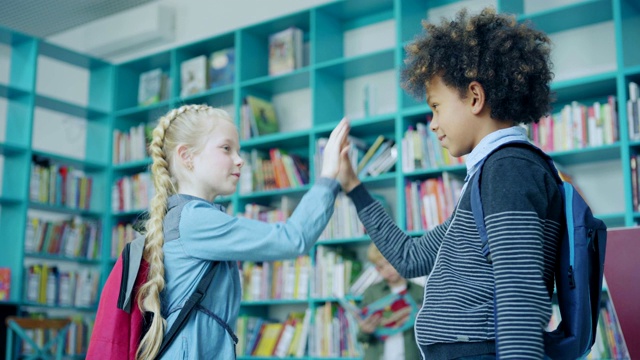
[48,0,335,64]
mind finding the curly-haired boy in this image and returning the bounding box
[335,7,562,360]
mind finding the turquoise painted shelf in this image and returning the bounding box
[0,142,27,155]
[22,253,101,265]
[548,143,622,165]
[317,235,370,246]
[404,164,467,178]
[517,0,613,35]
[112,158,152,172]
[241,299,309,306]
[240,129,310,149]
[238,184,312,200]
[0,83,30,99]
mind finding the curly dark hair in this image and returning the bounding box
[402,7,554,124]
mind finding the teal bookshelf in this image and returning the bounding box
[1,0,639,358]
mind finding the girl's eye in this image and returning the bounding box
[223,146,230,151]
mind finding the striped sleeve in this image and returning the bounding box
[348,183,449,278]
[482,154,561,359]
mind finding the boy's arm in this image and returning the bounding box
[347,183,449,279]
[481,155,562,359]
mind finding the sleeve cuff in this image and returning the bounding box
[316,177,341,196]
[346,183,375,211]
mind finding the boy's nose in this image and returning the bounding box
[430,119,438,132]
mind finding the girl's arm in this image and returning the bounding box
[179,178,340,261]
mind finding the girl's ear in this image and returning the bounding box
[176,144,193,170]
[468,81,486,115]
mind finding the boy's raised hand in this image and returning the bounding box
[320,118,350,179]
[337,130,361,193]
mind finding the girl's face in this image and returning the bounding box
[190,119,244,201]
[426,75,483,157]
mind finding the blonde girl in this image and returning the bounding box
[136,104,349,359]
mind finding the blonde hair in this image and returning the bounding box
[136,104,232,360]
[367,243,385,264]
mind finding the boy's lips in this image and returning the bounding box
[438,135,446,141]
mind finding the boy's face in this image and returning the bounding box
[425,76,483,157]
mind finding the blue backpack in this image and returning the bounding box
[470,141,607,360]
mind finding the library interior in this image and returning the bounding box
[0,0,638,359]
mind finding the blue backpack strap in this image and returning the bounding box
[470,140,562,264]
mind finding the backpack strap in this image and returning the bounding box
[470,140,562,263]
[154,261,219,359]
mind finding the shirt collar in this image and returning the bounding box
[464,126,529,182]
[168,193,226,212]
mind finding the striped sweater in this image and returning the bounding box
[348,146,564,360]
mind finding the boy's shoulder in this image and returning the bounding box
[483,144,552,177]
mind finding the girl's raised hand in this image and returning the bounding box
[320,118,350,179]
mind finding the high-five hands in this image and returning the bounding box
[320,118,351,179]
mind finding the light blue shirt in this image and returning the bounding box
[159,178,340,359]
[459,126,530,196]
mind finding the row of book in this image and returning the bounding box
[403,121,466,172]
[405,173,464,231]
[239,148,309,194]
[315,135,397,181]
[24,216,101,260]
[319,193,366,240]
[629,81,640,141]
[17,313,93,357]
[0,267,10,300]
[25,264,99,308]
[630,154,640,212]
[179,48,235,98]
[111,172,153,213]
[236,310,311,358]
[137,68,170,106]
[111,221,137,259]
[29,161,93,210]
[528,97,619,152]
[309,302,362,357]
[313,246,362,299]
[239,257,311,301]
[112,123,152,164]
[138,28,302,106]
[239,95,280,139]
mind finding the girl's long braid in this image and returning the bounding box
[136,105,189,360]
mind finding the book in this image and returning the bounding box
[209,48,235,88]
[268,27,303,76]
[337,289,419,340]
[137,68,163,106]
[0,267,10,300]
[180,55,207,97]
[245,95,279,136]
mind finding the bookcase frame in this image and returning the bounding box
[1,0,638,358]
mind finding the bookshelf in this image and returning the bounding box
[1,0,638,358]
[0,26,114,357]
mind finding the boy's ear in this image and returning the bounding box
[467,81,486,115]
